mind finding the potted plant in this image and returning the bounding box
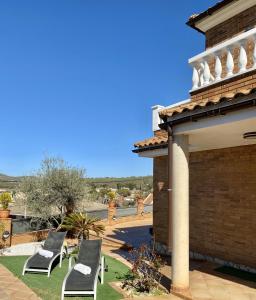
[0,192,13,218]
[107,191,116,208]
[61,212,105,241]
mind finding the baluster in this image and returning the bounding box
[203,60,211,85]
[226,49,234,76]
[238,44,247,72]
[253,39,256,68]
[215,55,222,81]
[192,67,199,90]
[199,62,204,86]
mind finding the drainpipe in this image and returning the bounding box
[167,125,173,253]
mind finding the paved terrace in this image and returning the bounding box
[1,217,256,300]
[102,218,256,300]
[0,264,40,300]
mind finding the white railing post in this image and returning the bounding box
[214,55,222,81]
[199,62,204,87]
[238,43,247,72]
[253,38,256,68]
[192,67,199,90]
[203,60,211,85]
[226,49,234,76]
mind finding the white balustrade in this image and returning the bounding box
[189,27,256,91]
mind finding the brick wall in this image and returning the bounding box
[190,70,256,103]
[205,5,256,48]
[153,144,256,269]
[153,156,169,245]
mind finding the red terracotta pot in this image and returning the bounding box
[108,200,116,208]
[0,209,10,219]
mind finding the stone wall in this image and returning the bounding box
[205,5,256,49]
[153,144,256,269]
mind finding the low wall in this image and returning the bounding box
[106,212,152,226]
[11,229,50,246]
[10,212,152,246]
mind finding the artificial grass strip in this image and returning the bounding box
[215,266,256,283]
[0,254,128,300]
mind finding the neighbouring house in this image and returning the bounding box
[133,0,256,294]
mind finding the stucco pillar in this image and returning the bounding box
[137,198,144,218]
[171,134,189,292]
[108,201,116,226]
[0,218,12,247]
[167,126,172,252]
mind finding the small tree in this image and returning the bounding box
[19,156,86,228]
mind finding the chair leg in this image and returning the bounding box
[101,256,104,284]
[59,252,62,268]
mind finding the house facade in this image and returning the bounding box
[133,0,256,294]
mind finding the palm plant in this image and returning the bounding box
[61,212,105,240]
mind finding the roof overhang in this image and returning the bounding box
[160,91,256,128]
[133,92,256,156]
[187,0,256,34]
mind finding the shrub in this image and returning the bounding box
[121,244,165,294]
[0,192,13,210]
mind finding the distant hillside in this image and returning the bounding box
[0,173,22,190]
[86,176,152,189]
[0,174,152,191]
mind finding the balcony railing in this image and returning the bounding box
[189,27,256,91]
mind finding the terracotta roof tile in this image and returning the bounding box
[134,87,256,150]
[159,88,256,118]
[134,133,167,148]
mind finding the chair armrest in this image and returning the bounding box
[68,256,77,271]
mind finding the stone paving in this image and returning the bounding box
[0,264,41,300]
[101,218,256,300]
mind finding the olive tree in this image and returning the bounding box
[19,157,86,228]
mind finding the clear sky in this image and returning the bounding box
[0,0,217,177]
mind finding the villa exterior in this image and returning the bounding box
[133,0,256,294]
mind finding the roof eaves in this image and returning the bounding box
[186,0,237,32]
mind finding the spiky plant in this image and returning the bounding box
[61,212,105,240]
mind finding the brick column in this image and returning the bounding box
[137,198,144,218]
[0,218,12,247]
[108,201,116,226]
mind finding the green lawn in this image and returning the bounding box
[0,254,128,300]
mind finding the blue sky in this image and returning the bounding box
[0,0,217,177]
